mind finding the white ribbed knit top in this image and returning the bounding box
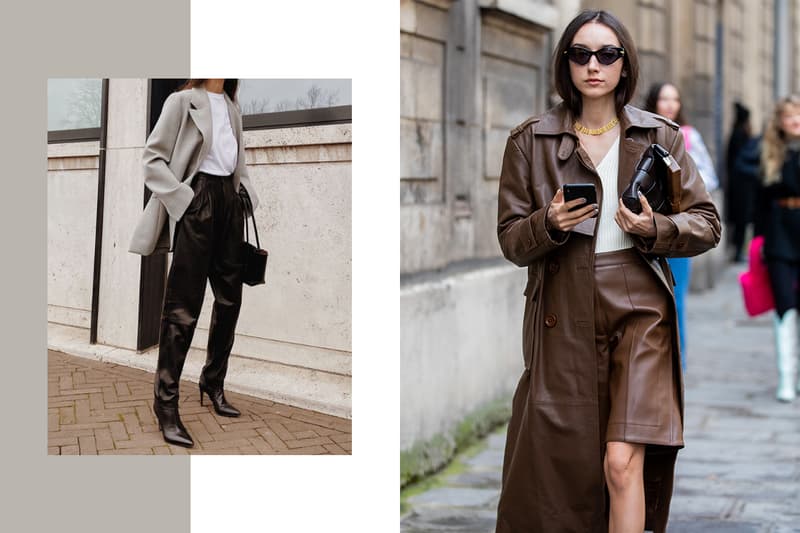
[594,135,634,253]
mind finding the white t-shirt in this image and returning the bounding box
[197,90,238,176]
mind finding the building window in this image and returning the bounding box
[48,78,103,143]
[239,79,351,130]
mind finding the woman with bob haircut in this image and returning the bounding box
[129,79,260,448]
[495,10,720,532]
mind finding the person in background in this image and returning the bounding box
[752,95,800,402]
[726,102,756,262]
[644,82,719,369]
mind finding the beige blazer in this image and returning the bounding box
[128,85,260,255]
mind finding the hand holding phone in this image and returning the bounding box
[563,183,598,215]
[547,184,599,233]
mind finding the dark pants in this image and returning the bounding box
[154,171,244,405]
[767,258,800,319]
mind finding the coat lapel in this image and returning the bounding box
[223,90,244,188]
[188,86,213,175]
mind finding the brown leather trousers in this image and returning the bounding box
[154,171,244,406]
[594,248,682,447]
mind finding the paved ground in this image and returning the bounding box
[401,263,800,532]
[48,350,351,455]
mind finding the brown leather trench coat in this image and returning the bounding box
[495,104,721,532]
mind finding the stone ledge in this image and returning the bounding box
[47,156,99,171]
[47,140,100,158]
[191,326,352,377]
[245,143,351,165]
[244,123,351,148]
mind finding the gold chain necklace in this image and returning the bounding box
[574,117,619,135]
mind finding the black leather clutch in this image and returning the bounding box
[621,144,673,214]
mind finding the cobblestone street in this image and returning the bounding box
[48,350,351,455]
[401,264,800,532]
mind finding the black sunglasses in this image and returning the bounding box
[564,46,625,66]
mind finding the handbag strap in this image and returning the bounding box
[656,127,683,213]
[241,188,261,249]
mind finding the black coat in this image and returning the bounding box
[725,129,757,225]
[750,142,800,261]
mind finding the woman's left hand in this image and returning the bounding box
[615,192,657,238]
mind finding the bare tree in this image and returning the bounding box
[66,80,102,128]
[326,89,340,107]
[240,82,343,114]
[242,97,271,114]
[274,100,293,112]
[294,83,340,110]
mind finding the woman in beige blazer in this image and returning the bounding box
[130,79,260,448]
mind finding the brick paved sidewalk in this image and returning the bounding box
[48,350,351,455]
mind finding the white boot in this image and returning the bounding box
[774,308,798,402]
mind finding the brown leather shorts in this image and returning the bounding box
[594,248,683,447]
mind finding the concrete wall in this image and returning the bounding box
[401,262,525,450]
[47,141,99,329]
[47,79,351,418]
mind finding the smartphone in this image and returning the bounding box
[563,183,597,214]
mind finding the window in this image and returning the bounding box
[48,78,103,142]
[239,79,351,129]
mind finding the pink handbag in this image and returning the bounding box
[738,236,775,316]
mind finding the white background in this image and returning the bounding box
[191,1,399,531]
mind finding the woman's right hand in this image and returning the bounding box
[546,189,598,232]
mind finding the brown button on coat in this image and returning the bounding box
[495,104,721,532]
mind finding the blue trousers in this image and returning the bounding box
[667,257,691,371]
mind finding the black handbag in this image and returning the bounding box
[239,189,268,286]
[621,143,681,215]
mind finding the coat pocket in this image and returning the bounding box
[523,276,541,300]
[521,275,542,369]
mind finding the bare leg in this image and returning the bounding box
[604,441,646,533]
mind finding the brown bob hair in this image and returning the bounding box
[552,10,639,117]
[176,79,239,101]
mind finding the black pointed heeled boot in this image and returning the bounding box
[199,382,241,417]
[153,400,194,447]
